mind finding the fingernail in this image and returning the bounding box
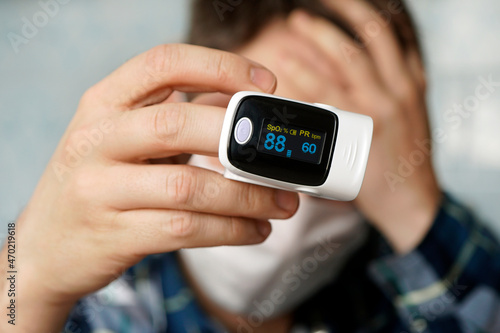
[275,190,298,212]
[251,66,277,92]
[257,220,272,238]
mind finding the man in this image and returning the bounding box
[178,1,500,332]
[1,1,499,332]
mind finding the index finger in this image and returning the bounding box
[88,44,277,110]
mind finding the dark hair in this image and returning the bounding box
[188,0,420,54]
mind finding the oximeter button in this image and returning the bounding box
[234,117,253,145]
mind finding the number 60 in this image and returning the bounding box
[302,142,317,154]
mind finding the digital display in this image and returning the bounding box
[257,119,326,164]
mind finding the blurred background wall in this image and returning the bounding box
[1,0,500,242]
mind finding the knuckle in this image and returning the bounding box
[167,212,197,238]
[64,129,83,149]
[397,81,420,106]
[238,183,260,213]
[228,216,243,240]
[68,168,96,204]
[166,168,196,207]
[218,215,244,242]
[225,216,255,244]
[80,85,101,105]
[201,176,222,204]
[62,127,95,160]
[60,168,109,233]
[212,51,232,85]
[144,44,181,75]
[151,104,185,148]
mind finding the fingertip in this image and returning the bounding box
[250,66,277,93]
[275,190,300,217]
[256,220,272,239]
[288,9,313,27]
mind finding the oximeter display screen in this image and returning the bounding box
[257,119,326,164]
[227,96,338,186]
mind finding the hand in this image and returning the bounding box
[237,1,441,253]
[1,44,299,332]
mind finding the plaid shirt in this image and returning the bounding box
[64,194,500,333]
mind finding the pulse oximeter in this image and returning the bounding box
[219,92,373,201]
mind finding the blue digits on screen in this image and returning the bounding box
[302,142,317,154]
[275,135,286,152]
[264,133,275,150]
[264,133,287,152]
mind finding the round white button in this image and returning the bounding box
[234,117,253,145]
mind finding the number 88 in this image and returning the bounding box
[264,133,286,152]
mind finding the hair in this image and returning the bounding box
[188,0,420,54]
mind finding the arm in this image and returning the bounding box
[369,193,500,332]
[0,44,299,332]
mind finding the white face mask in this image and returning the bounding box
[179,155,368,320]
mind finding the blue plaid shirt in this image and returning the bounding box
[64,194,500,333]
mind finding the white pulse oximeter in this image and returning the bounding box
[219,92,373,201]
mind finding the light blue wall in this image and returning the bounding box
[407,0,500,236]
[1,1,500,241]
